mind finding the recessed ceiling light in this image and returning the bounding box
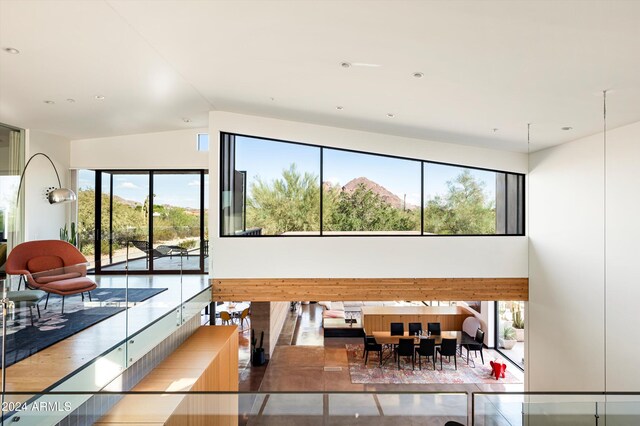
[561,126,573,131]
[336,106,344,110]
[94,95,105,100]
[386,113,394,118]
[413,72,424,78]
[66,98,76,103]
[3,47,20,54]
[43,100,55,105]
[182,118,192,123]
[340,62,351,68]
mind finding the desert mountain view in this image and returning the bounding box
[325,177,418,210]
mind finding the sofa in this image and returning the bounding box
[319,300,426,319]
[6,240,97,313]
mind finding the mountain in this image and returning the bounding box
[328,177,417,210]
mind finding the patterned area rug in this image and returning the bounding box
[346,344,522,384]
[1,287,167,367]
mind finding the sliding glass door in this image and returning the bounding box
[152,172,203,271]
[84,169,207,274]
[101,172,150,271]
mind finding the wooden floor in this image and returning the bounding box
[3,274,209,394]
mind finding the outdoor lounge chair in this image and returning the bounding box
[129,240,188,268]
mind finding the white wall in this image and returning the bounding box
[209,111,528,279]
[528,119,640,391]
[270,302,289,356]
[70,128,208,170]
[604,121,640,391]
[24,129,71,240]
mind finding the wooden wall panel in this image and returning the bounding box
[361,312,472,333]
[212,277,529,301]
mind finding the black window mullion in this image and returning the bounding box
[421,162,425,236]
[109,173,114,265]
[148,171,154,272]
[320,147,324,236]
[95,171,102,272]
[200,170,205,273]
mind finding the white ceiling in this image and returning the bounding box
[1,0,640,152]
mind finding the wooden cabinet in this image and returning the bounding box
[97,326,238,426]
[361,306,472,333]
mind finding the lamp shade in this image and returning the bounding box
[48,188,77,204]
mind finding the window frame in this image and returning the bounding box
[219,131,526,238]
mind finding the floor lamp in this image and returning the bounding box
[1,152,77,402]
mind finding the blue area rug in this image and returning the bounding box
[1,287,167,368]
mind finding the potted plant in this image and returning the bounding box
[512,307,525,342]
[499,326,517,350]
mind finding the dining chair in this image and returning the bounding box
[414,338,436,370]
[461,328,485,366]
[239,308,250,330]
[408,322,422,336]
[363,335,383,366]
[436,338,458,370]
[396,338,415,370]
[427,322,441,336]
[390,322,404,336]
[220,311,232,325]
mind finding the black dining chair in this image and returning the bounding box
[363,335,383,366]
[427,322,441,336]
[396,338,415,370]
[414,337,436,370]
[408,322,422,336]
[390,322,404,336]
[461,328,485,366]
[436,338,458,370]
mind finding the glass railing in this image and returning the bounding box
[473,392,640,425]
[0,391,469,425]
[0,258,211,422]
[1,389,639,424]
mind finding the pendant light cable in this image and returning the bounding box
[603,90,607,392]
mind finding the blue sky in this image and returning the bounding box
[76,135,495,210]
[235,136,495,207]
[79,170,208,209]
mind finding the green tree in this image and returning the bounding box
[246,164,320,234]
[324,183,419,232]
[424,170,495,234]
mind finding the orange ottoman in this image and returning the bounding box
[42,277,97,313]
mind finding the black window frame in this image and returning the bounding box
[220,132,525,238]
[80,168,208,275]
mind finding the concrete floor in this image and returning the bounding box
[236,303,525,426]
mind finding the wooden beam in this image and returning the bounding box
[211,277,529,301]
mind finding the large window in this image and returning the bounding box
[221,133,525,237]
[77,169,208,274]
[323,149,421,234]
[222,134,320,236]
[496,300,525,369]
[424,163,497,235]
